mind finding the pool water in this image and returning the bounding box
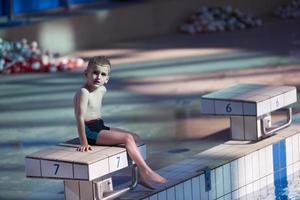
[272,171,300,200]
[247,170,300,200]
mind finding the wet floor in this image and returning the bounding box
[1,19,300,199]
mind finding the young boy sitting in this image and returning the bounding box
[73,56,167,186]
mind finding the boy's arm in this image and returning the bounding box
[74,89,92,151]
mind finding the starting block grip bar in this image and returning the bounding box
[261,107,292,138]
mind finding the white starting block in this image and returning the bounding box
[200,84,297,141]
[25,138,147,200]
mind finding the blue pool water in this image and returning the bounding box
[248,170,300,200]
[273,171,300,200]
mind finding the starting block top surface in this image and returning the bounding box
[201,84,297,116]
[25,138,146,181]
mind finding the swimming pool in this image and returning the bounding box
[256,169,300,200]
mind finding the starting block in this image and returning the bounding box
[25,138,146,200]
[201,84,297,141]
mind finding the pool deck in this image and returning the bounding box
[116,120,300,199]
[0,18,300,199]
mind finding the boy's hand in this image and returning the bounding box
[78,144,92,152]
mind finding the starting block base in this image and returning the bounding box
[25,138,145,200]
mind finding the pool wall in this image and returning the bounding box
[118,125,300,200]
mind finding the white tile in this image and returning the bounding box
[297,162,300,173]
[41,160,73,179]
[252,151,260,181]
[245,154,253,185]
[287,171,294,184]
[109,152,128,173]
[298,133,300,163]
[259,177,267,198]
[158,191,167,200]
[257,99,271,116]
[259,176,267,189]
[267,184,275,197]
[253,180,260,193]
[224,193,232,200]
[286,137,293,166]
[243,102,256,116]
[64,180,80,200]
[245,183,253,196]
[200,174,209,200]
[258,148,267,178]
[266,174,274,187]
[270,94,284,111]
[287,165,293,177]
[209,170,216,200]
[231,116,245,140]
[230,160,239,191]
[191,176,200,200]
[293,161,300,173]
[149,194,158,200]
[244,116,259,141]
[232,190,239,200]
[284,88,297,106]
[223,163,231,195]
[238,157,246,188]
[183,180,192,200]
[89,159,109,180]
[74,164,88,180]
[79,181,93,200]
[238,186,246,198]
[246,192,254,200]
[293,134,299,163]
[201,99,215,114]
[175,183,184,200]
[215,100,243,115]
[265,146,274,175]
[25,158,41,177]
[166,187,175,200]
[216,166,224,198]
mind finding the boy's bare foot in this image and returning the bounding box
[140,169,167,185]
[138,176,156,190]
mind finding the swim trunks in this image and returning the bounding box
[85,118,110,145]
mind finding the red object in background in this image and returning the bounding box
[2,57,86,74]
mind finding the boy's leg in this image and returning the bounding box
[109,127,140,143]
[96,129,147,170]
[96,129,166,184]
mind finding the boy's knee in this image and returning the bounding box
[125,134,134,144]
[133,134,140,142]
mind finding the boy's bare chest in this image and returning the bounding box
[87,92,104,111]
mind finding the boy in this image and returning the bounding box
[73,56,167,186]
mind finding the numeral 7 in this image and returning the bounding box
[54,164,60,175]
[116,156,120,168]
